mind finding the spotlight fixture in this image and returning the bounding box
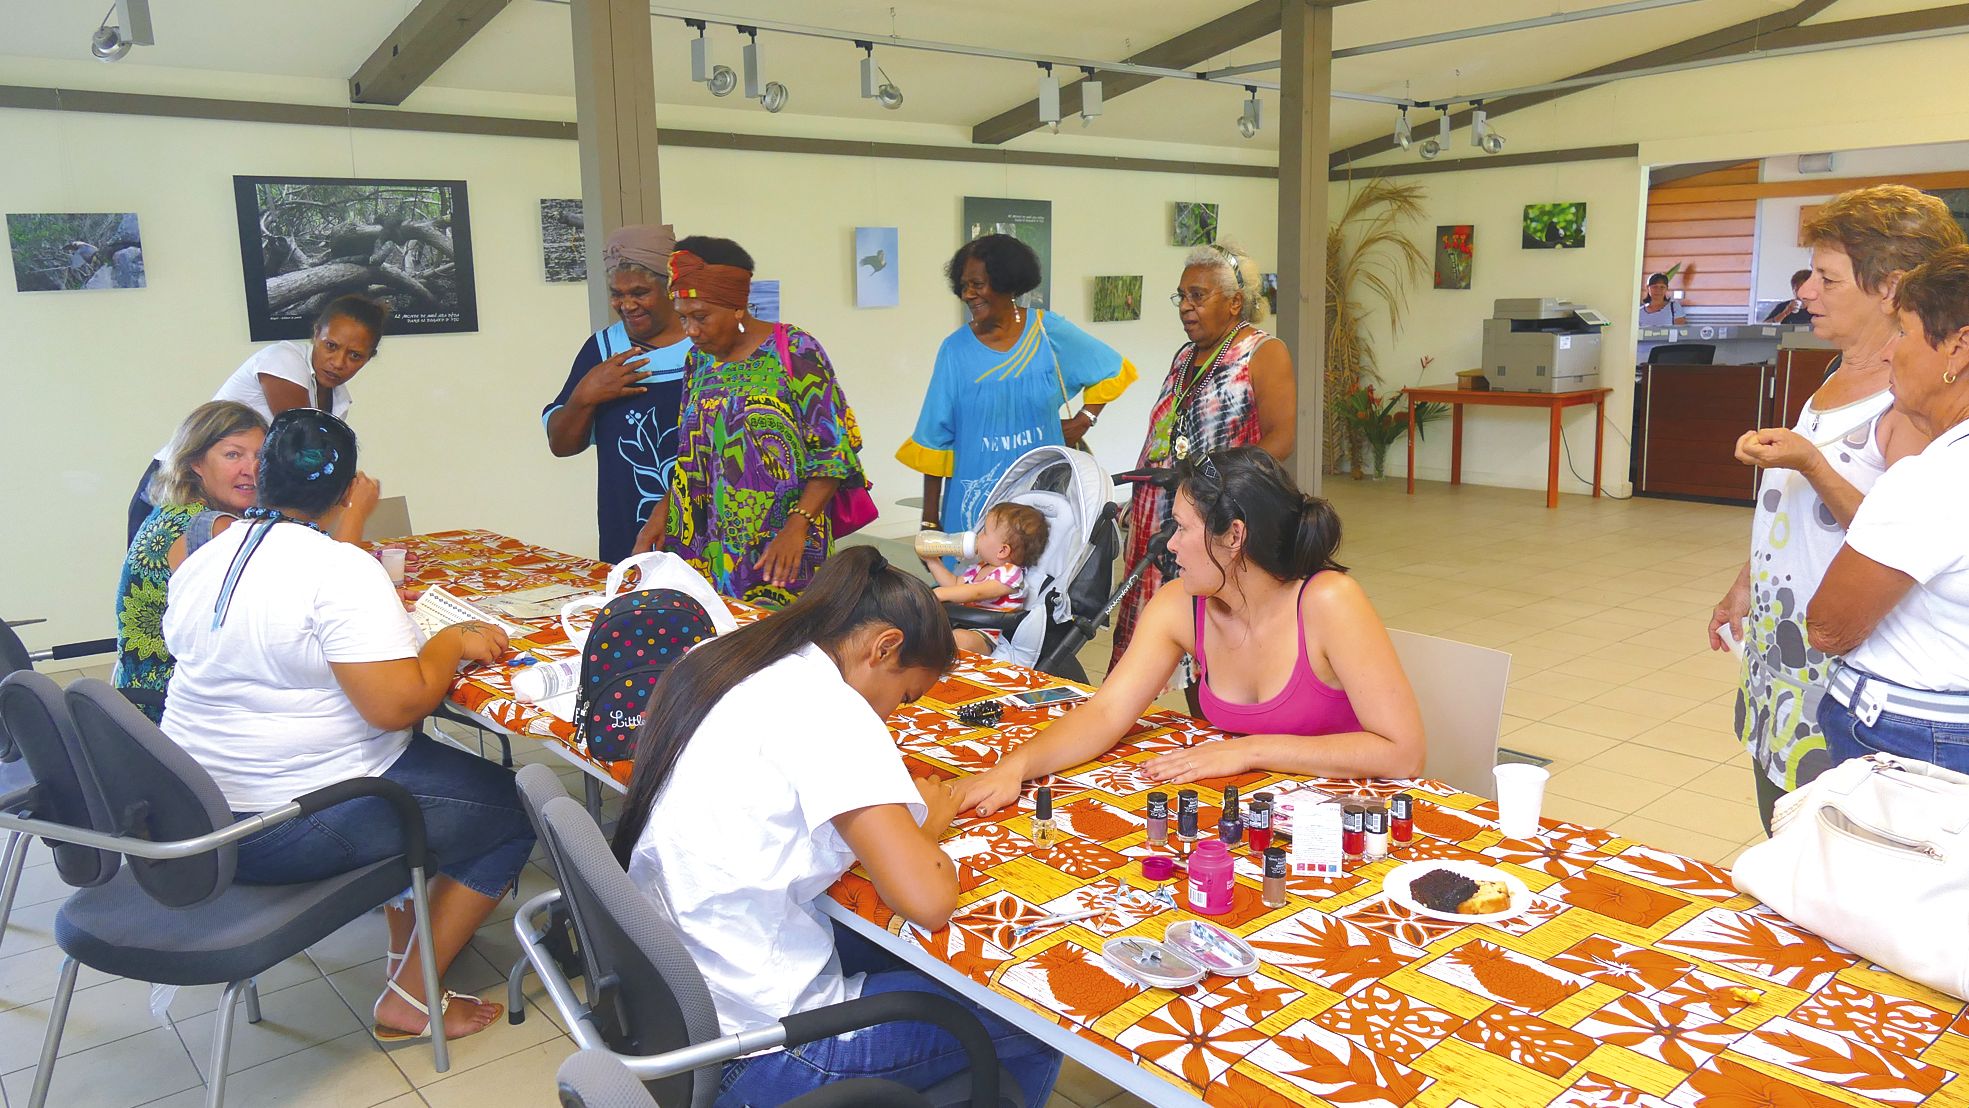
[1037,64,1061,133]
[1394,106,1412,150]
[1419,112,1450,159]
[1237,86,1261,139]
[89,0,153,63]
[856,43,903,110]
[1470,102,1504,154]
[688,21,736,97]
[739,27,788,113]
[1079,67,1102,127]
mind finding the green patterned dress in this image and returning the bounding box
[665,324,866,606]
[114,503,222,717]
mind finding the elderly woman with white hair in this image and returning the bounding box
[1111,243,1297,664]
[541,223,693,562]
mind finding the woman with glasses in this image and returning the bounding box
[898,233,1137,536]
[951,447,1423,816]
[1113,243,1297,666]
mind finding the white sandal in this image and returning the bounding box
[371,977,502,1042]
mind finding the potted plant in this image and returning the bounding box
[1336,384,1447,480]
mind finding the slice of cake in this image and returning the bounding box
[1409,868,1478,913]
[1458,880,1512,915]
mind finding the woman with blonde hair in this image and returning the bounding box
[1707,184,1964,829]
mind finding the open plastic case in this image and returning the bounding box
[1101,920,1258,987]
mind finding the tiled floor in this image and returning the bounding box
[6,478,1756,1107]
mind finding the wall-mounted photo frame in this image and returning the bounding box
[540,199,584,283]
[1522,203,1586,250]
[1435,225,1474,289]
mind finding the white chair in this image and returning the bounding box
[1388,629,1512,799]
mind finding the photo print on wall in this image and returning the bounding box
[855,226,899,308]
[232,175,478,340]
[963,196,1051,310]
[541,199,585,283]
[1435,224,1474,289]
[1522,203,1586,250]
[1261,272,1279,316]
[749,279,781,322]
[1173,201,1220,247]
[1091,275,1142,322]
[7,212,144,291]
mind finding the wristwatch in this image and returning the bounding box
[1080,408,1100,426]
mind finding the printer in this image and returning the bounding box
[1480,298,1611,393]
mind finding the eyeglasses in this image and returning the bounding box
[1169,290,1217,307]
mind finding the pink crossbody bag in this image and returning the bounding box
[772,324,877,537]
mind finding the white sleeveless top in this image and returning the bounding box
[1736,388,1892,790]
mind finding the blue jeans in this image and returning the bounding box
[716,923,1062,1108]
[1819,689,1969,774]
[233,732,535,899]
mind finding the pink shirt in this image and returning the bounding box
[1193,574,1363,738]
[960,563,1027,612]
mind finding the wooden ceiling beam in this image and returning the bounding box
[350,0,514,106]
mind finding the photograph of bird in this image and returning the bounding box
[858,247,887,274]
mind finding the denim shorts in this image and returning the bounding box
[1819,690,1969,775]
[232,732,535,899]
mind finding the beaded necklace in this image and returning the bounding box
[1158,323,1246,462]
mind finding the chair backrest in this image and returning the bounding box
[0,620,33,678]
[1388,629,1512,799]
[362,496,414,542]
[515,764,570,879]
[63,678,237,907]
[0,671,119,887]
[1647,342,1716,365]
[540,795,725,1108]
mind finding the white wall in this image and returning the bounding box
[0,96,1275,648]
[1753,139,1969,300]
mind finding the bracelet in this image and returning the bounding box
[920,520,941,531]
[1081,408,1100,426]
[787,506,820,528]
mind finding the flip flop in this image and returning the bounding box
[371,977,502,1043]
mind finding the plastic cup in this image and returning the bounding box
[1493,763,1550,839]
[379,547,407,585]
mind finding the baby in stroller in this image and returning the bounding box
[922,502,1050,656]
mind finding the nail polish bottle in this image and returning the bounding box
[1245,798,1273,854]
[1262,846,1288,908]
[1218,810,1243,847]
[1145,791,1169,850]
[1222,785,1240,824]
[1031,786,1056,848]
[1177,789,1200,846]
[1185,840,1235,915]
[1390,792,1414,848]
[1363,807,1389,861]
[1341,804,1365,863]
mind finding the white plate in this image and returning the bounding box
[1382,860,1532,924]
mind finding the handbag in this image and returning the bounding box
[771,324,877,537]
[1732,752,1969,1000]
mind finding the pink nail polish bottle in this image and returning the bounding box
[1185,840,1235,916]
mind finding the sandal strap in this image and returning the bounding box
[377,979,483,1024]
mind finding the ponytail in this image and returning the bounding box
[1174,446,1345,583]
[610,546,956,866]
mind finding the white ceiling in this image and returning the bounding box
[0,0,1948,155]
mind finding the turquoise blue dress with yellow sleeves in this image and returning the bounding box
[898,310,1136,534]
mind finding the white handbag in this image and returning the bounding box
[1732,752,1969,1000]
[558,551,738,642]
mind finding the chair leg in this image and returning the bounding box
[496,732,513,768]
[0,829,27,953]
[506,953,528,1025]
[583,775,603,822]
[243,978,263,1024]
[27,956,80,1108]
[409,867,450,1073]
[205,979,249,1108]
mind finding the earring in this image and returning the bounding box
[1947,371,1959,385]
[738,319,747,334]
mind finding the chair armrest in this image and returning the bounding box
[780,993,1000,1108]
[289,777,429,871]
[943,604,1024,634]
[116,688,166,713]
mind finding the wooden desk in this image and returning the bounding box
[1403,386,1613,508]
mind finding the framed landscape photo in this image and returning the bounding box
[232,175,478,339]
[1091,275,1142,322]
[1173,201,1220,247]
[7,212,145,291]
[540,198,584,283]
[963,196,1051,310]
[1522,202,1586,250]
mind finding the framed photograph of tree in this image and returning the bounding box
[232,175,479,339]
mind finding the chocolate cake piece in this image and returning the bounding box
[1409,868,1479,913]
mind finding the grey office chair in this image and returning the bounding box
[515,793,1016,1108]
[503,763,587,1026]
[0,676,457,1108]
[556,1047,935,1107]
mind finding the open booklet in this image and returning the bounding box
[411,585,532,643]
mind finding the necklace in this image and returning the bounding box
[1168,324,1245,460]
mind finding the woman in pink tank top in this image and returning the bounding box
[952,447,1423,817]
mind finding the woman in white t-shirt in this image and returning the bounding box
[609,546,1061,1107]
[1811,246,1969,774]
[127,294,387,542]
[163,410,533,1043]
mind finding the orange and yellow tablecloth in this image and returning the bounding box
[406,530,1969,1107]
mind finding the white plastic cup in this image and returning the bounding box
[1493,763,1550,839]
[379,547,407,585]
[914,530,977,560]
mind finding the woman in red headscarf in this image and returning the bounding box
[659,236,870,605]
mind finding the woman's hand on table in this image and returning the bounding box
[914,775,962,836]
[754,520,809,587]
[950,766,1023,818]
[1735,427,1820,473]
[451,620,510,665]
[1143,738,1251,785]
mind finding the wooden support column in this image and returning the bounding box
[571,0,663,330]
[1277,0,1333,496]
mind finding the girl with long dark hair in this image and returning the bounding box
[611,546,1061,1106]
[953,446,1425,816]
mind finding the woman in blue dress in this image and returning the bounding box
[898,234,1137,534]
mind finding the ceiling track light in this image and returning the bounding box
[90,0,153,63]
[1419,111,1450,159]
[738,26,788,113]
[855,42,903,110]
[1470,102,1504,154]
[1394,105,1412,150]
[1237,86,1262,139]
[687,20,737,97]
[1079,67,1102,127]
[1036,64,1062,133]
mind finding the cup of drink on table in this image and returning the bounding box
[378,547,407,585]
[1493,763,1550,839]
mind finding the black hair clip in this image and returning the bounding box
[954,699,1004,727]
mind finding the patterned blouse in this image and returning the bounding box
[665,324,865,607]
[115,503,225,715]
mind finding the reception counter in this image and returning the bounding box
[1634,343,1838,504]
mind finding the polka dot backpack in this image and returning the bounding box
[572,588,718,764]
